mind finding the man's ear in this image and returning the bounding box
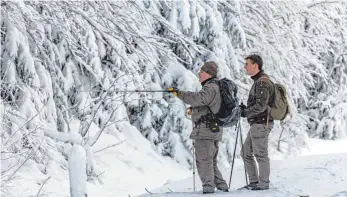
[254,63,259,71]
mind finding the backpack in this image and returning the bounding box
[212,78,240,127]
[260,76,290,121]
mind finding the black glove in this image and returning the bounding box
[239,103,247,118]
[168,87,179,96]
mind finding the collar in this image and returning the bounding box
[251,70,264,81]
[201,77,216,86]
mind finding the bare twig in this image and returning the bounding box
[1,149,31,160]
[277,128,285,152]
[87,99,128,146]
[93,140,126,154]
[5,139,44,182]
[80,76,122,138]
[1,157,21,177]
[5,125,43,153]
[4,102,47,146]
[104,117,128,128]
[95,171,105,178]
[307,0,343,8]
[36,176,51,197]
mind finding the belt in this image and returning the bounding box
[194,114,212,127]
[248,116,273,124]
[194,121,208,129]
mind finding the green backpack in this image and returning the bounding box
[260,76,290,121]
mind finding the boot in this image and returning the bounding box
[202,187,215,194]
[252,185,269,190]
[203,191,215,194]
[238,181,258,190]
[216,184,229,192]
[217,188,229,192]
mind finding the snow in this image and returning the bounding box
[178,0,191,33]
[43,128,83,144]
[134,138,347,197]
[301,138,347,156]
[1,119,190,197]
[68,145,87,197]
[4,128,346,197]
[86,121,191,197]
[139,152,347,197]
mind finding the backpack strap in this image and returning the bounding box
[258,76,273,128]
[204,79,219,115]
[258,76,272,84]
[200,79,219,126]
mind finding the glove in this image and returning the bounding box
[240,103,247,118]
[168,87,179,97]
[186,107,193,116]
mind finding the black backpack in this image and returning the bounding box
[211,78,240,127]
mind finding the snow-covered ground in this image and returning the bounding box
[86,121,191,197]
[300,138,347,156]
[1,120,191,197]
[137,138,347,197]
[139,153,347,197]
[3,128,347,197]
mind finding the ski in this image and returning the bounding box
[237,185,254,190]
[145,188,153,194]
[144,188,308,196]
[144,188,173,195]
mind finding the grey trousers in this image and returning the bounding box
[195,139,228,193]
[240,123,273,188]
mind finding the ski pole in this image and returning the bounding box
[229,118,240,189]
[80,89,171,93]
[238,115,249,186]
[192,140,196,192]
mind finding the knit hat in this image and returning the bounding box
[201,61,218,77]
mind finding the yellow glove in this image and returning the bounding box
[168,87,179,97]
[186,107,193,116]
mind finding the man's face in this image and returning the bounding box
[198,70,211,83]
[244,59,259,76]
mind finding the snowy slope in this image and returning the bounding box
[86,121,191,197]
[139,153,347,197]
[1,119,191,197]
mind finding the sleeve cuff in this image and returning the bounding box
[244,108,250,117]
[177,91,183,98]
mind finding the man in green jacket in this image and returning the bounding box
[168,61,229,194]
[240,54,275,190]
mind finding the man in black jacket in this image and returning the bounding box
[240,54,275,190]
